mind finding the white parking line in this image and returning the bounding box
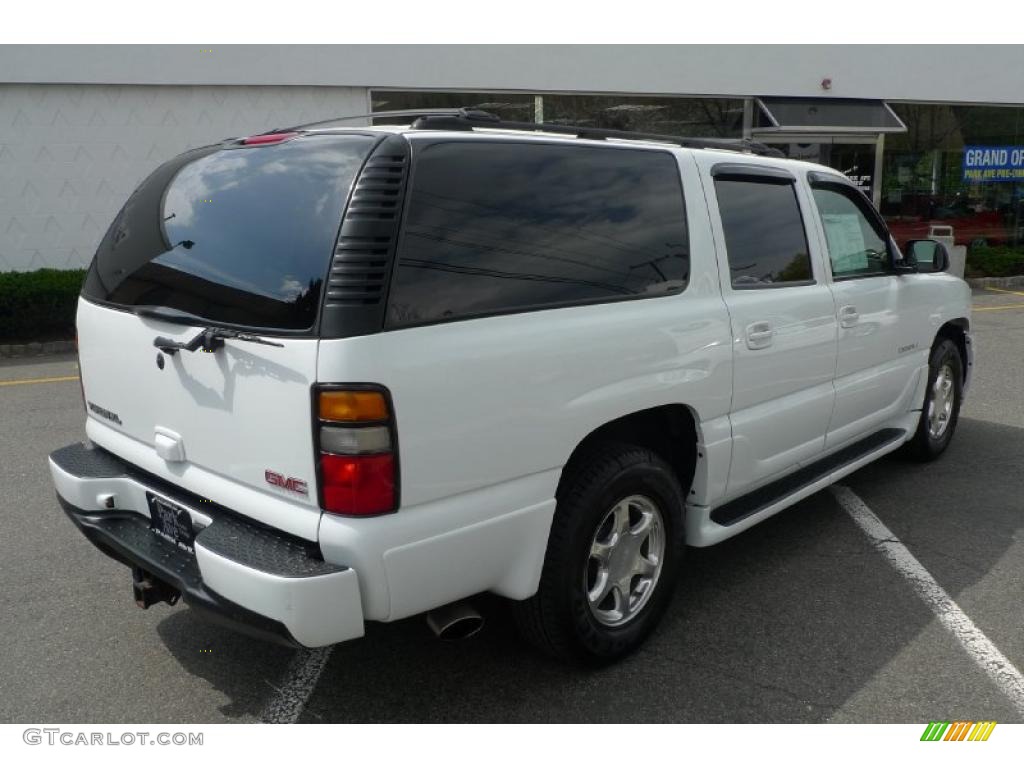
[831,485,1024,716]
[260,647,334,723]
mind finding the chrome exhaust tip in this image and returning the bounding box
[426,601,484,641]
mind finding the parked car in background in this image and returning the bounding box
[886,200,1015,248]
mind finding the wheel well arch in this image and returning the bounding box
[936,318,969,380]
[557,405,700,502]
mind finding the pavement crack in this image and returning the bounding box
[643,644,838,714]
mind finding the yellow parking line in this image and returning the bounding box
[0,375,80,387]
[974,304,1024,312]
[985,286,1024,297]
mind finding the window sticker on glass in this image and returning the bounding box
[822,213,868,273]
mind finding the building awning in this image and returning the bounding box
[754,98,907,134]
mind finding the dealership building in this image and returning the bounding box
[1,44,1023,272]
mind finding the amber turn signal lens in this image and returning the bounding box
[319,390,389,422]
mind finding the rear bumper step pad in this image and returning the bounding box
[50,442,364,647]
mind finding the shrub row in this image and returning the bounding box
[0,268,86,342]
[965,245,1024,278]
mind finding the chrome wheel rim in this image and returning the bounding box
[928,363,955,439]
[584,494,665,628]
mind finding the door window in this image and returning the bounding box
[812,185,891,279]
[714,178,813,288]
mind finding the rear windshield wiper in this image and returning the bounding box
[134,306,285,354]
[134,305,215,326]
[153,327,284,355]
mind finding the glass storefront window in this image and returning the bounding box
[883,104,1024,267]
[541,94,744,137]
[370,93,1024,276]
[370,91,745,138]
[371,91,535,122]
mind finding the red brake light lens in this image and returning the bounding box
[241,132,297,146]
[321,453,395,515]
[316,385,398,515]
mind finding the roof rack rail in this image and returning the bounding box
[409,110,784,157]
[274,108,472,133]
[274,107,783,157]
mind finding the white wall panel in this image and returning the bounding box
[2,45,1023,104]
[0,84,368,271]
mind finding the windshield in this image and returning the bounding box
[82,134,376,331]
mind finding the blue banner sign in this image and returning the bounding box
[963,145,1024,182]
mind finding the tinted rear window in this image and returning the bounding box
[386,141,688,327]
[83,134,375,330]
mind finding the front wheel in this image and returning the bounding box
[904,338,963,461]
[513,441,686,664]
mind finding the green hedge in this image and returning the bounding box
[966,245,1024,278]
[0,268,86,342]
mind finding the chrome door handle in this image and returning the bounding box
[745,321,774,350]
[839,305,859,328]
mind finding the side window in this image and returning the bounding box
[386,142,689,327]
[811,185,891,279]
[713,178,813,288]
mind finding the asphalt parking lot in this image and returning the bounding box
[1,288,1022,724]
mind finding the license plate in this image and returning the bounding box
[147,493,196,554]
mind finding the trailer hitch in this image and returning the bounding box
[132,567,181,609]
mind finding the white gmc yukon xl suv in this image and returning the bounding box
[49,109,973,664]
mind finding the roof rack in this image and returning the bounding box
[277,108,783,158]
[275,108,470,133]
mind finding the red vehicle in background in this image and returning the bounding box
[885,198,1020,249]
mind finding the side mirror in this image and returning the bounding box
[904,239,950,274]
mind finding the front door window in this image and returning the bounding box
[812,185,891,279]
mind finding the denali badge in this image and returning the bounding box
[87,401,123,425]
[265,470,308,496]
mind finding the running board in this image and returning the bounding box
[710,428,906,526]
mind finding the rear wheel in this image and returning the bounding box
[513,441,686,664]
[905,338,963,461]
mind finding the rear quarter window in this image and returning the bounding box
[385,141,689,327]
[82,134,376,331]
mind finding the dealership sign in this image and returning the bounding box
[963,146,1024,182]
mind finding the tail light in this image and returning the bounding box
[315,386,398,515]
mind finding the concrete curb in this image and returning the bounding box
[0,340,76,359]
[967,275,1024,290]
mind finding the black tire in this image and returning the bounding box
[513,441,686,665]
[904,338,963,461]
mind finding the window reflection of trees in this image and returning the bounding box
[389,144,691,324]
[370,91,745,139]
